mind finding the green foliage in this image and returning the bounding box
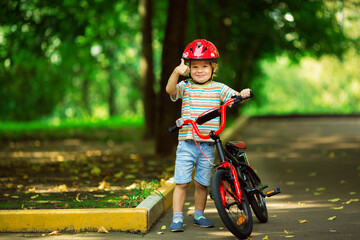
[243,49,360,116]
[0,0,357,125]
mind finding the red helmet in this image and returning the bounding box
[182,39,219,63]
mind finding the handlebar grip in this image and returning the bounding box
[168,125,180,133]
[233,90,254,104]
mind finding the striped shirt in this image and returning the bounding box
[170,80,238,142]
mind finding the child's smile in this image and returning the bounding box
[190,60,215,84]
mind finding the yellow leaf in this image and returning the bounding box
[98,180,110,190]
[328,216,336,221]
[330,206,344,210]
[49,230,61,236]
[328,198,340,203]
[309,172,317,177]
[124,174,136,180]
[316,187,326,191]
[314,192,323,196]
[30,194,39,199]
[349,192,356,195]
[98,226,109,234]
[284,230,290,234]
[285,236,295,238]
[161,225,167,230]
[157,232,164,235]
[298,202,306,206]
[345,199,359,204]
[298,219,308,224]
[286,181,295,185]
[329,152,335,158]
[330,229,336,233]
[76,193,82,202]
[94,195,106,198]
[57,184,68,192]
[262,235,269,240]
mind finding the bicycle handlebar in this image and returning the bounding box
[168,91,254,139]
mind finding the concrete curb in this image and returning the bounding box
[0,179,176,233]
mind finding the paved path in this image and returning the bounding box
[1,117,359,239]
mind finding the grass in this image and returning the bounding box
[0,115,144,141]
[0,180,164,210]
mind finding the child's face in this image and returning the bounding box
[190,60,216,83]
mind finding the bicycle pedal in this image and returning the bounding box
[265,188,281,197]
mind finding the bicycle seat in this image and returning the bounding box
[226,141,246,150]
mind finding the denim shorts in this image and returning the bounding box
[174,140,215,186]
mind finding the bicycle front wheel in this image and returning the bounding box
[211,169,253,239]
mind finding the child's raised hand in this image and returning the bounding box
[175,59,190,76]
[237,88,252,103]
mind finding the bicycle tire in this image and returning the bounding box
[211,169,253,239]
[249,192,268,223]
[245,172,268,223]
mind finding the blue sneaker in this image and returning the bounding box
[193,216,214,228]
[170,221,184,232]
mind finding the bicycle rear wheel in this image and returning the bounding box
[245,172,268,223]
[211,169,253,239]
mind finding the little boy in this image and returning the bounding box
[166,39,251,232]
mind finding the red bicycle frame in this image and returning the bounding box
[173,96,249,205]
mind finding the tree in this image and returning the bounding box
[155,0,188,156]
[139,0,157,139]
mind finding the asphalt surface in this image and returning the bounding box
[1,116,359,240]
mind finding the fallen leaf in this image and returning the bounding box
[329,152,335,158]
[298,202,306,206]
[114,171,124,179]
[340,180,347,184]
[349,192,356,195]
[344,199,359,204]
[330,206,344,210]
[330,229,336,233]
[286,181,295,185]
[94,195,106,198]
[269,215,277,218]
[185,202,191,206]
[98,226,109,234]
[124,174,136,180]
[125,183,137,190]
[57,184,68,192]
[298,219,308,224]
[161,225,167,230]
[285,169,292,173]
[309,172,317,177]
[285,236,295,238]
[30,194,39,199]
[328,198,340,203]
[284,230,290,234]
[314,192,323,196]
[328,216,336,221]
[316,187,326,191]
[76,193,82,202]
[262,235,268,240]
[157,232,164,235]
[98,180,110,190]
[90,166,101,176]
[219,227,224,230]
[49,230,61,236]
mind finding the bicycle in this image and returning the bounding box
[169,92,281,239]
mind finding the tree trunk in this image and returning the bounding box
[139,0,157,139]
[155,0,188,156]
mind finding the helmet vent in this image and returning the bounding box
[189,46,193,53]
[202,46,208,53]
[196,42,202,48]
